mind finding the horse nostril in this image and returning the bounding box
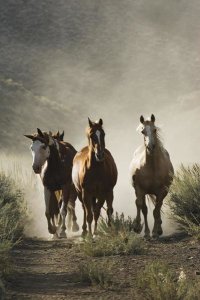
[32,165,40,173]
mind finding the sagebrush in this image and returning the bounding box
[168,164,200,238]
[0,170,27,298]
[79,213,146,257]
[135,261,200,300]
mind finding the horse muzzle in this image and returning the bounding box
[95,152,105,162]
[32,164,42,174]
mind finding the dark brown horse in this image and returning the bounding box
[72,118,118,236]
[25,129,79,238]
[130,114,174,238]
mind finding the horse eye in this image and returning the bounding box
[141,130,145,134]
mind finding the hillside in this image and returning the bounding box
[0,78,81,151]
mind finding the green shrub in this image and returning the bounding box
[135,261,200,300]
[168,164,200,237]
[0,173,26,242]
[79,214,146,257]
[78,260,113,289]
[0,172,27,297]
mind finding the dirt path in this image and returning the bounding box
[6,234,200,300]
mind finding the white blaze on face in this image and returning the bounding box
[31,140,50,169]
[145,125,155,150]
[96,130,101,150]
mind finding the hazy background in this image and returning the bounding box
[0,0,200,237]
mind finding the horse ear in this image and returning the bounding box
[140,115,144,124]
[37,128,44,137]
[98,118,103,126]
[24,134,34,140]
[88,117,93,128]
[60,131,64,141]
[151,114,155,123]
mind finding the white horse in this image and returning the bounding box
[130,114,174,238]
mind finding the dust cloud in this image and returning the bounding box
[1,1,200,237]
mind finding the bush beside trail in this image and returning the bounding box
[168,164,200,238]
[0,173,26,299]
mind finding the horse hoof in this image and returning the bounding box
[144,233,150,240]
[48,226,57,235]
[152,232,159,239]
[133,222,143,234]
[81,230,88,238]
[72,223,79,232]
[59,231,67,238]
[52,232,59,240]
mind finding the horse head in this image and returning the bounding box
[24,128,54,174]
[139,114,157,154]
[87,118,105,162]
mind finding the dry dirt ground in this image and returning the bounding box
[6,233,200,300]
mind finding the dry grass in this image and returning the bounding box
[78,260,114,289]
[79,213,147,257]
[134,261,200,300]
[0,154,28,298]
[168,164,200,239]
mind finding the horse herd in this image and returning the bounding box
[25,114,174,239]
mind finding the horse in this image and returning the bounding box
[72,118,118,236]
[24,129,79,238]
[129,114,174,238]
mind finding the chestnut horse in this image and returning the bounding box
[130,114,174,238]
[25,129,79,238]
[72,118,118,236]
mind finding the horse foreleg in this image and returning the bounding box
[133,191,145,234]
[93,198,104,235]
[59,184,70,238]
[44,187,56,235]
[142,201,150,239]
[68,187,79,232]
[106,190,114,227]
[152,192,166,238]
[82,190,93,236]
[82,203,87,237]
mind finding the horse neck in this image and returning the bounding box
[47,144,61,168]
[145,137,163,167]
[87,144,97,167]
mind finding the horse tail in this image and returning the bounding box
[146,194,156,206]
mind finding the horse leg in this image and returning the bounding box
[44,187,56,235]
[152,192,167,238]
[133,190,145,234]
[59,183,70,238]
[93,198,105,235]
[82,203,87,237]
[68,186,79,232]
[142,200,150,239]
[106,190,114,227]
[82,190,93,236]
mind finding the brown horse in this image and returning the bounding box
[25,129,79,238]
[72,118,118,236]
[130,114,174,238]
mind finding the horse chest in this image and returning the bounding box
[83,168,111,193]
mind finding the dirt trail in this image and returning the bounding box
[6,234,200,300]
